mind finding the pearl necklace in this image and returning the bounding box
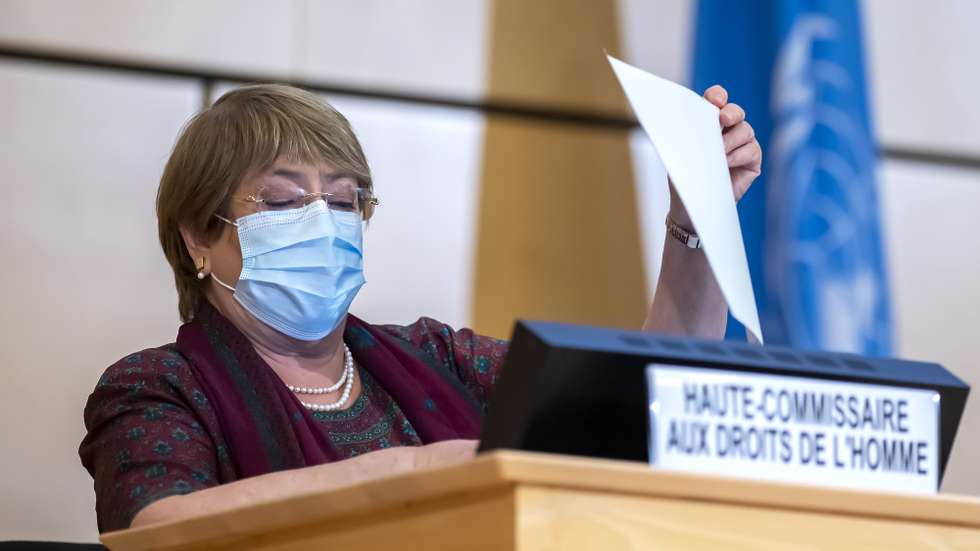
[288,344,356,412]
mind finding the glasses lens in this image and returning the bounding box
[254,184,307,212]
[322,175,361,214]
[324,192,360,214]
[248,177,374,216]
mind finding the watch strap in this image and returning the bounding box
[665,216,702,249]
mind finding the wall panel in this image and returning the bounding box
[0,0,492,102]
[864,0,980,157]
[879,159,980,495]
[472,118,648,339]
[617,0,694,86]
[301,0,490,100]
[483,0,629,116]
[0,60,200,541]
[0,0,298,76]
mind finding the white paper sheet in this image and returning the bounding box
[607,55,764,343]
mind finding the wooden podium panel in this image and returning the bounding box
[101,451,980,550]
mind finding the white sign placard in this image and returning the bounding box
[646,365,940,494]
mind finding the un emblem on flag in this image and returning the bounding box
[766,14,891,355]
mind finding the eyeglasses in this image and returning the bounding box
[235,183,380,216]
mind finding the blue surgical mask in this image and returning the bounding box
[211,201,365,340]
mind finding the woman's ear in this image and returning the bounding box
[178,223,211,264]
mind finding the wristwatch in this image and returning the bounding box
[665,216,702,249]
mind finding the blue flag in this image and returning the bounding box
[692,0,891,355]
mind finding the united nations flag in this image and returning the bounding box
[692,0,892,355]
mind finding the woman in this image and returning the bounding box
[79,83,761,532]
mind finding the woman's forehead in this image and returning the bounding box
[240,158,355,191]
[265,158,341,180]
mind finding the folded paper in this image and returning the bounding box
[608,55,764,343]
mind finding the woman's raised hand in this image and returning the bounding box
[703,84,762,202]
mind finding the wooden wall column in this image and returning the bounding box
[473,0,648,338]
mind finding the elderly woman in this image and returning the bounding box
[79,83,760,532]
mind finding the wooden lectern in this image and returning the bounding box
[101,451,980,550]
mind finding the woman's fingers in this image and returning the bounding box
[703,86,744,129]
[720,102,745,128]
[723,121,756,154]
[703,84,728,108]
[701,85,762,202]
[727,139,762,168]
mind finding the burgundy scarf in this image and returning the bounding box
[175,302,483,479]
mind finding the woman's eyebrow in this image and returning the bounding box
[321,171,357,184]
[271,168,309,185]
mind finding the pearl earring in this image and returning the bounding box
[195,257,207,280]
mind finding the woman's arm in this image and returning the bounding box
[643,186,728,337]
[642,85,762,339]
[131,439,477,528]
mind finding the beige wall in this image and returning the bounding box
[0,59,198,542]
[0,0,492,99]
[1,0,979,543]
[878,159,980,494]
[852,0,980,498]
[864,0,980,157]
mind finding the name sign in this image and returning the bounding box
[646,364,940,494]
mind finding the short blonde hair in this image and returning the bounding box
[157,84,373,321]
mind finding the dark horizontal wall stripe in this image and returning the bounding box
[880,147,980,172]
[2,43,980,171]
[0,43,633,130]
